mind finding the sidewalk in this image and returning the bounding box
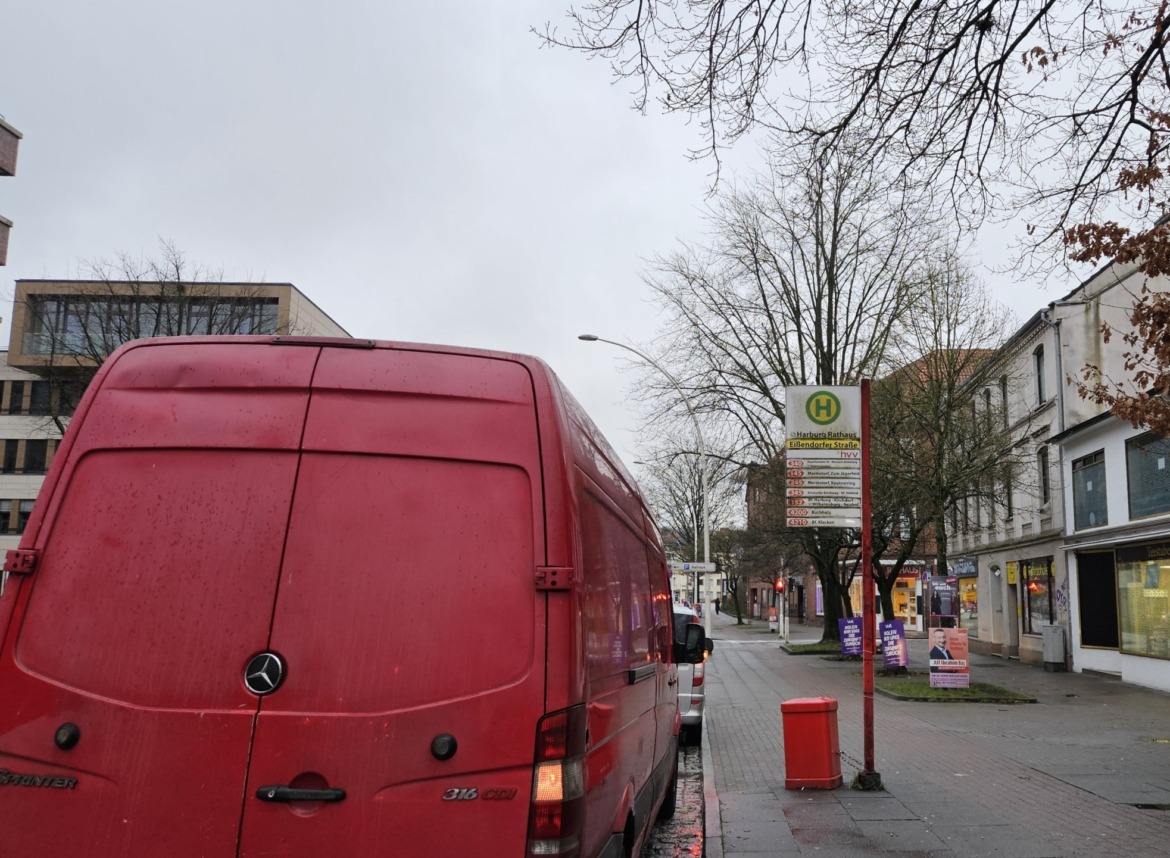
[701,611,1170,857]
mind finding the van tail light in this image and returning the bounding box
[692,662,705,688]
[527,705,587,857]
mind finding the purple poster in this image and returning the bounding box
[879,620,908,668]
[838,617,863,656]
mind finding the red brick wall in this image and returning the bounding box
[0,124,20,177]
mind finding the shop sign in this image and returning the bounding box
[1117,541,1170,564]
[952,556,978,578]
[1006,561,1018,585]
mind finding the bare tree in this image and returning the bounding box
[740,457,858,630]
[709,526,751,623]
[642,142,943,639]
[639,438,744,564]
[647,144,937,453]
[544,0,1170,419]
[542,3,1170,250]
[16,240,285,431]
[868,258,1023,621]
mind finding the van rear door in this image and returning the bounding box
[237,347,547,857]
[0,342,317,856]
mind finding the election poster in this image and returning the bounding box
[879,620,908,669]
[928,627,970,688]
[838,617,863,656]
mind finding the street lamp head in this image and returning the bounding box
[572,330,710,575]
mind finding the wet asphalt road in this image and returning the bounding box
[644,744,704,857]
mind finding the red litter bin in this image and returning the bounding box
[780,696,842,789]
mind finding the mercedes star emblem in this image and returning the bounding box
[244,652,285,696]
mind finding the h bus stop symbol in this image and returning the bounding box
[806,391,841,425]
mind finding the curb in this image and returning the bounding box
[873,686,1037,704]
[700,718,722,858]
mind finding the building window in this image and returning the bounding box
[1021,557,1054,634]
[1004,470,1014,520]
[22,440,47,474]
[1038,446,1051,506]
[1116,542,1170,658]
[5,380,25,414]
[1,440,16,474]
[1033,345,1046,405]
[24,294,283,356]
[1072,450,1108,529]
[1127,433,1170,520]
[982,388,992,430]
[0,500,9,534]
[29,381,52,416]
[999,375,1009,427]
[17,500,33,533]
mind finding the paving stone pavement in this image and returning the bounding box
[702,611,1170,858]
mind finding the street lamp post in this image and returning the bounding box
[578,334,710,615]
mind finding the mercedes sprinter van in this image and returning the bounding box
[0,337,705,858]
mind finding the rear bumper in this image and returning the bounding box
[679,697,704,725]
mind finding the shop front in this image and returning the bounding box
[1019,557,1056,636]
[953,556,978,636]
[828,563,924,634]
[1069,537,1170,693]
[890,575,923,634]
[1117,542,1170,658]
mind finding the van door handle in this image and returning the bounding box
[256,785,347,803]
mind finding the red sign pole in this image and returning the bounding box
[859,379,881,788]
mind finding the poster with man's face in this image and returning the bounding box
[928,628,970,688]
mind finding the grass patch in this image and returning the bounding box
[874,671,1035,703]
[784,640,846,656]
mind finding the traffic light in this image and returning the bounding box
[774,578,785,594]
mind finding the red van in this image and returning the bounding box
[0,337,705,858]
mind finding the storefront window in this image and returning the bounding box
[952,557,978,635]
[959,579,978,633]
[892,579,919,628]
[1021,557,1053,634]
[1117,543,1170,658]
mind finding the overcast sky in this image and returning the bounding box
[2,1,1069,474]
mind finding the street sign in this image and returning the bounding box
[784,386,863,528]
[668,561,717,573]
[785,515,862,528]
